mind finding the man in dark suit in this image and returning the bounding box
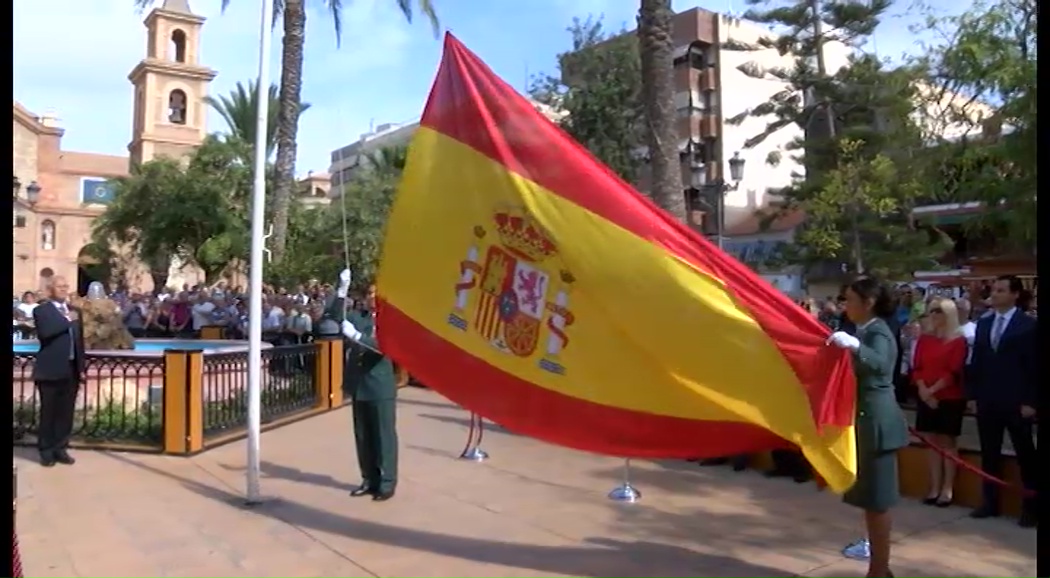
[967,275,1037,527]
[31,276,85,468]
[337,278,399,502]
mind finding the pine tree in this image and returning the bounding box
[530,17,645,183]
[726,0,945,277]
[907,0,1037,248]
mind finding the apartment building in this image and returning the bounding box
[568,7,851,235]
[328,120,416,198]
[327,101,565,199]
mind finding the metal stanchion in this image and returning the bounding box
[607,458,641,503]
[459,412,489,462]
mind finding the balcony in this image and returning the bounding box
[698,67,717,92]
[699,114,718,139]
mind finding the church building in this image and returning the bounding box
[13,0,217,295]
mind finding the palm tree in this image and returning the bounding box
[363,144,409,178]
[133,0,440,263]
[248,0,440,263]
[637,0,686,222]
[203,79,311,160]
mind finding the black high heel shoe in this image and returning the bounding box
[922,496,940,506]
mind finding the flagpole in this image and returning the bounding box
[246,0,274,505]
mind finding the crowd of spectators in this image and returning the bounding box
[12,279,372,345]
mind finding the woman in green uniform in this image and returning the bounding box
[827,277,909,578]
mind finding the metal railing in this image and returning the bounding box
[201,344,319,438]
[13,354,166,448]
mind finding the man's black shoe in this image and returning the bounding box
[349,485,375,498]
[55,451,76,466]
[969,506,999,519]
[372,490,395,502]
[39,453,57,468]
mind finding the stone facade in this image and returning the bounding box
[12,0,215,296]
[13,104,132,294]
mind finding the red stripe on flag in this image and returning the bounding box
[378,298,795,457]
[418,33,854,431]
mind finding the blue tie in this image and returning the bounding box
[991,315,1007,350]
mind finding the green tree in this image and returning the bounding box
[637,0,686,221]
[529,16,644,183]
[792,138,946,278]
[363,144,409,178]
[203,79,312,161]
[92,138,250,289]
[268,155,404,289]
[263,203,343,287]
[909,0,1036,246]
[733,0,894,153]
[333,171,400,288]
[727,0,943,274]
[134,0,440,264]
[241,0,438,264]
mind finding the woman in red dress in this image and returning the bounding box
[912,297,968,507]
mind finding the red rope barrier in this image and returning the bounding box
[908,426,1036,498]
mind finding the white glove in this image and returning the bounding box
[336,287,348,299]
[341,319,362,341]
[338,268,352,289]
[826,331,861,351]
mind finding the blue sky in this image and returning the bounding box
[13,0,963,177]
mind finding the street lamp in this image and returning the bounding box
[709,151,746,250]
[728,151,745,182]
[24,181,41,205]
[13,177,40,229]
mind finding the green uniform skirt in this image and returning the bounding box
[843,449,900,513]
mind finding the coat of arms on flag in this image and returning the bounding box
[448,208,575,375]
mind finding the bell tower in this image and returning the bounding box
[128,0,217,165]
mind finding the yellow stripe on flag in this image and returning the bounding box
[384,128,825,437]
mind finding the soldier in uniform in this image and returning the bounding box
[338,279,399,502]
[827,277,909,578]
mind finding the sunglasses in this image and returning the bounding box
[928,308,943,314]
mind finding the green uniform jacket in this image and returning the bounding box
[853,317,909,455]
[343,310,398,402]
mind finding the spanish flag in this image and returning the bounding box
[377,34,859,492]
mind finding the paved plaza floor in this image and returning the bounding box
[17,388,1036,577]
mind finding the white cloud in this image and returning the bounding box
[13,0,419,174]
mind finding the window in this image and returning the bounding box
[41,220,56,251]
[688,49,706,70]
[168,89,188,125]
[684,140,714,165]
[170,29,187,62]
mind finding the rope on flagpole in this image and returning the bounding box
[339,184,352,284]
